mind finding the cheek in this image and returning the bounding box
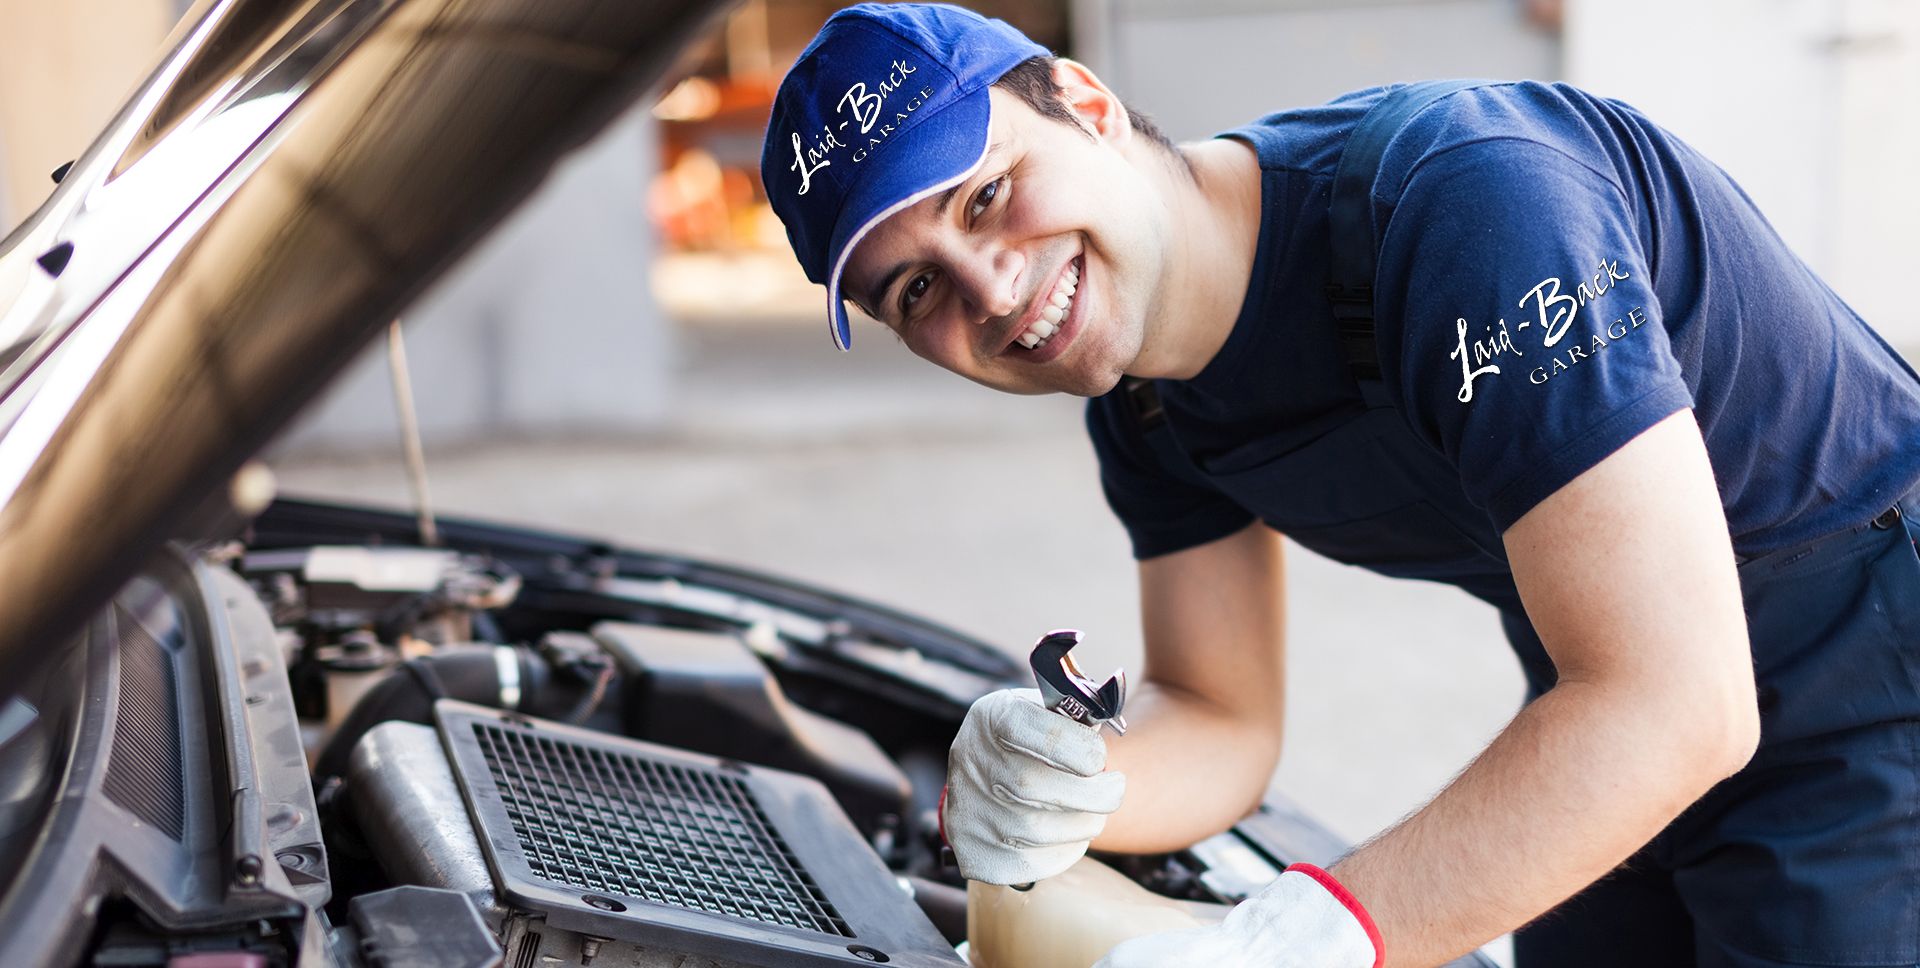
[1006,182,1074,233]
[903,317,967,366]
[1011,162,1148,265]
[1002,158,1100,234]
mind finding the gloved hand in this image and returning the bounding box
[1094,864,1383,968]
[941,688,1126,885]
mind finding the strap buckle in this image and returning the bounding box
[1325,284,1382,380]
[1122,377,1165,428]
[1324,282,1374,319]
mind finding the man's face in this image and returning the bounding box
[842,84,1170,397]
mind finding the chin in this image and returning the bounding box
[1071,327,1140,397]
[1058,369,1125,399]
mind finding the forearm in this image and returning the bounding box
[1093,677,1282,852]
[1329,678,1754,967]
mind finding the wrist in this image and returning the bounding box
[1282,864,1384,968]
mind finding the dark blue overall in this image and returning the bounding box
[1117,82,1920,966]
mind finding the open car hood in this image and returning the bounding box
[0,0,729,701]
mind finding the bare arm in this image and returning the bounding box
[1094,519,1290,852]
[1329,409,1761,966]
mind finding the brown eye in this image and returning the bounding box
[900,272,934,316]
[968,177,1002,220]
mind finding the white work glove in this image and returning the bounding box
[940,688,1126,885]
[1094,864,1383,968]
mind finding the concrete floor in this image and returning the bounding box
[273,317,1525,959]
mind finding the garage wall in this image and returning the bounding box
[1566,0,1920,347]
[1071,0,1561,141]
[272,106,677,455]
[0,0,177,228]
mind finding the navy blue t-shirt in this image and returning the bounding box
[1087,81,1920,569]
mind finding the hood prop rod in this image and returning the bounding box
[387,319,439,547]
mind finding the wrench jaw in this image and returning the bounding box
[1028,629,1129,735]
[1094,672,1127,736]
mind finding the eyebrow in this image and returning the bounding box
[862,256,921,324]
[861,184,960,321]
[859,144,1006,319]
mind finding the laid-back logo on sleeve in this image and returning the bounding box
[1447,258,1648,404]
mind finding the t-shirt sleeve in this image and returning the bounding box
[1374,137,1694,532]
[1084,393,1256,560]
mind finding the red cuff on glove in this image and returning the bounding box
[1285,863,1385,968]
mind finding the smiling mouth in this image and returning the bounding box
[1010,255,1081,353]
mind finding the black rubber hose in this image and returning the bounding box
[315,645,544,779]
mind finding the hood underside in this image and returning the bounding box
[0,0,730,704]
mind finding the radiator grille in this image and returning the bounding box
[103,608,186,840]
[472,722,853,937]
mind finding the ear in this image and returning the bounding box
[1050,58,1131,146]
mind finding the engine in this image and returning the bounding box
[0,499,1388,968]
[242,541,973,967]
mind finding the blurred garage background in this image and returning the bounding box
[3,3,1916,962]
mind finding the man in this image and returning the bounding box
[759,5,1920,966]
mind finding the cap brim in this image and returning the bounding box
[822,89,993,351]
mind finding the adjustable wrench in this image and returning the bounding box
[1028,629,1128,735]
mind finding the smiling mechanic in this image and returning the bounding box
[759,5,1920,967]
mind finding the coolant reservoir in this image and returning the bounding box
[966,856,1231,968]
[320,629,394,732]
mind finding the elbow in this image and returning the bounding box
[1630,663,1759,797]
[1715,692,1761,779]
[1691,672,1761,785]
[1664,636,1762,785]
[1638,686,1756,820]
[1221,723,1282,823]
[1224,714,1283,827]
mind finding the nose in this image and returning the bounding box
[948,243,1024,323]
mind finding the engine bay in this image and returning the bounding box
[0,498,1364,968]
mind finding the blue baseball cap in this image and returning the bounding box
[760,3,1049,350]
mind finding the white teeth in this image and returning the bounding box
[1014,259,1080,351]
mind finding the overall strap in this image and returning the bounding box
[1327,79,1489,409]
[1117,376,1213,491]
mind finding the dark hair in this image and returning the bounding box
[992,56,1179,156]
